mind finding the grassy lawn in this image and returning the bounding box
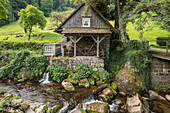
[0,19,169,44]
[110,21,170,45]
[0,18,61,43]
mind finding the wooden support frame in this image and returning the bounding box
[67,35,84,57]
[66,35,107,58]
[91,35,107,57]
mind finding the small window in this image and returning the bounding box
[82,18,90,27]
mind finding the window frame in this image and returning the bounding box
[82,18,91,27]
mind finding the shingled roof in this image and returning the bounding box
[54,3,118,34]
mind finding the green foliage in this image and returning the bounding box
[152,80,168,92]
[0,41,44,52]
[0,50,48,80]
[50,10,73,27]
[108,40,151,90]
[40,0,53,17]
[157,37,170,46]
[74,63,92,80]
[98,69,112,84]
[0,0,8,19]
[47,64,68,83]
[18,5,47,41]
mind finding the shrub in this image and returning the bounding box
[98,69,112,83]
[157,37,170,46]
[0,41,44,52]
[47,64,68,83]
[0,50,48,80]
[74,63,92,80]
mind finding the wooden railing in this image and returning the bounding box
[44,43,61,56]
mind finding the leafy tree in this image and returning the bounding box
[18,5,47,41]
[50,9,73,27]
[0,0,8,19]
[40,0,53,16]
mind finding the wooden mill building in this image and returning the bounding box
[54,3,118,70]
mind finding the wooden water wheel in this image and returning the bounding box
[67,37,105,59]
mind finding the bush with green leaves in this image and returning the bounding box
[98,69,112,83]
[74,63,92,80]
[0,41,44,53]
[0,50,48,80]
[47,64,68,83]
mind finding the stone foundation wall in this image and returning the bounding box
[53,56,104,71]
[150,57,170,89]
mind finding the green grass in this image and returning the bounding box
[1,19,169,44]
[110,21,170,45]
[0,18,61,43]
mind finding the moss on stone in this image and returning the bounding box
[33,105,40,111]
[111,89,117,96]
[0,90,4,95]
[79,108,86,113]
[19,102,30,111]
[111,82,117,90]
[49,105,61,113]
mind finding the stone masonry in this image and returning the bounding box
[150,57,170,89]
[53,56,104,71]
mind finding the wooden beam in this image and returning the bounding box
[91,36,97,43]
[97,36,99,57]
[76,36,83,43]
[99,35,107,43]
[74,36,76,57]
[67,36,75,43]
[62,34,65,56]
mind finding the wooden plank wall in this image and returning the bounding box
[62,5,108,29]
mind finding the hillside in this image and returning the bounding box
[0,18,61,43]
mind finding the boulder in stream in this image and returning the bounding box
[61,79,75,92]
[19,102,30,111]
[149,90,166,101]
[79,78,90,88]
[0,90,4,95]
[165,94,170,101]
[48,105,62,113]
[86,102,109,113]
[127,93,149,113]
[71,109,86,113]
[35,104,48,113]
[115,69,144,95]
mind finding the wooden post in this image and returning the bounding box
[74,36,76,57]
[97,36,99,57]
[62,34,65,56]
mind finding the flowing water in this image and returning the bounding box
[0,79,100,112]
[39,73,51,84]
[68,95,119,113]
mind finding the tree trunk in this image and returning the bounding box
[117,0,125,40]
[28,27,32,41]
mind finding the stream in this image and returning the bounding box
[0,79,119,112]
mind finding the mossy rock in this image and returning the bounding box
[33,105,40,111]
[71,109,86,113]
[19,102,30,111]
[79,78,90,88]
[61,79,75,92]
[17,78,27,83]
[0,90,4,95]
[111,82,117,90]
[86,102,109,113]
[35,105,48,113]
[111,89,117,96]
[49,105,61,113]
[68,75,78,85]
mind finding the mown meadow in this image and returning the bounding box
[0,19,169,45]
[0,18,61,43]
